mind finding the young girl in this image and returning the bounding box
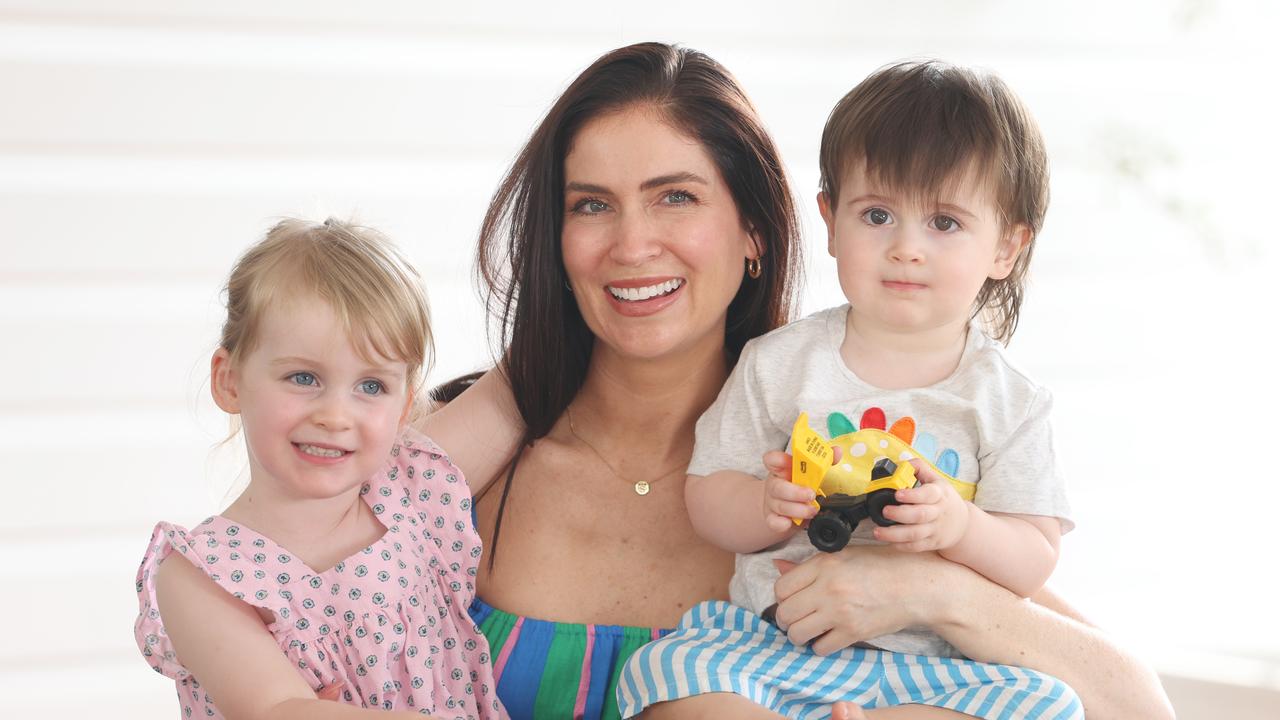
[134,218,506,720]
[619,62,1082,718]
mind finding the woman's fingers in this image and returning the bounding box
[316,680,345,701]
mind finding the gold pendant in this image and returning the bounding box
[634,480,651,496]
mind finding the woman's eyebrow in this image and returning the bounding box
[565,181,609,194]
[640,172,708,191]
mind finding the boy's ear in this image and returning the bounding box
[990,224,1032,280]
[817,191,837,257]
[210,348,241,414]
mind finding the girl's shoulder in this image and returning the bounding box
[379,427,471,503]
[134,518,295,681]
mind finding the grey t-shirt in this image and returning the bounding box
[689,305,1072,656]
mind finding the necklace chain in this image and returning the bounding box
[565,406,687,496]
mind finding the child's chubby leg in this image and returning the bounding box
[640,693,786,719]
[833,701,975,719]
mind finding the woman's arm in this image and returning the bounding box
[771,548,1173,720]
[416,369,525,495]
[154,555,434,720]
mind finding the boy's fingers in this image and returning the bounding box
[897,483,941,504]
[763,450,792,475]
[907,457,943,482]
[768,477,815,501]
[766,514,795,532]
[881,503,936,525]
[776,501,817,519]
[874,523,931,544]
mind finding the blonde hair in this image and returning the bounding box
[219,217,434,397]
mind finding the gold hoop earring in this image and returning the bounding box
[746,257,762,279]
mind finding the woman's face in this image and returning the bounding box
[561,107,757,363]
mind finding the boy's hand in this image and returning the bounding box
[762,450,817,532]
[874,459,971,551]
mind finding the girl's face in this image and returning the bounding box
[819,164,1028,338]
[211,294,411,503]
[561,107,758,364]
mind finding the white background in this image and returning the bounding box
[1,1,1278,717]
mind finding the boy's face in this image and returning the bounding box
[818,164,1029,337]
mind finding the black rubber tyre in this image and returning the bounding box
[867,488,901,527]
[808,511,854,552]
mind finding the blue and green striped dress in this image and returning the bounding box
[470,597,670,719]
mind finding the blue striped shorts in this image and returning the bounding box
[618,601,1083,719]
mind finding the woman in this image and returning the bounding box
[422,43,1172,720]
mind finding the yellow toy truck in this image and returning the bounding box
[789,411,978,552]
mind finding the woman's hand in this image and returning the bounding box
[770,546,957,655]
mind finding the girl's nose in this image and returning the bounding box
[311,393,353,431]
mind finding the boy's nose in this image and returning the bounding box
[886,228,925,264]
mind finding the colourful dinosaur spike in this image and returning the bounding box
[914,432,938,465]
[888,417,915,443]
[936,448,960,477]
[827,412,856,438]
[860,407,886,431]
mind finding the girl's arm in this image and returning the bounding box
[686,453,818,554]
[154,554,438,720]
[416,369,524,495]
[772,548,1174,720]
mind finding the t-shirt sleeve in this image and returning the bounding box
[687,340,788,480]
[975,387,1074,533]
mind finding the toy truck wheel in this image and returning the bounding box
[867,488,901,527]
[808,510,854,552]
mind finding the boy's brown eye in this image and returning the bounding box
[866,208,890,225]
[932,215,958,231]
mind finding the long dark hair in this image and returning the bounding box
[477,42,802,563]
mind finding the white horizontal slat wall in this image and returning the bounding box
[1,1,1278,717]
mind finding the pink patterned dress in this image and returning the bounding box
[134,429,506,719]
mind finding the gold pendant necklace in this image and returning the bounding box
[566,406,686,496]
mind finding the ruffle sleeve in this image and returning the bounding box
[133,519,292,681]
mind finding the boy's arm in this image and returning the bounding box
[876,460,1060,597]
[686,453,817,554]
[939,508,1060,598]
[416,369,524,496]
[154,554,436,720]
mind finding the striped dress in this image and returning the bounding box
[470,597,669,719]
[618,601,1084,720]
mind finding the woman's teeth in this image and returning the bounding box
[297,443,345,458]
[607,279,683,302]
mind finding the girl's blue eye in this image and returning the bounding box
[290,372,317,387]
[931,215,960,232]
[358,380,385,396]
[864,208,891,225]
